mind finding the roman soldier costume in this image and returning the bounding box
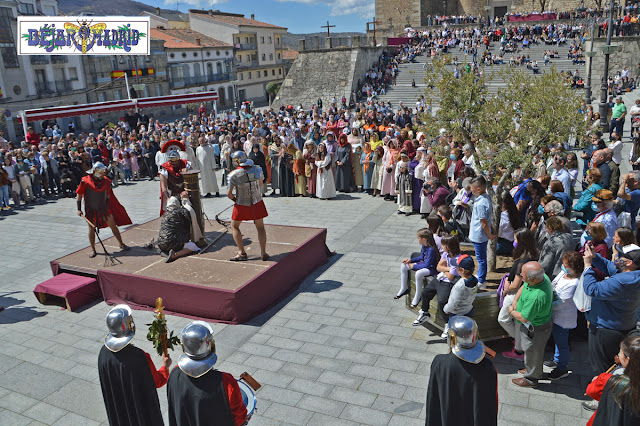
[228,151,268,222]
[98,305,169,426]
[167,321,247,426]
[426,316,498,426]
[76,162,131,229]
[159,140,191,216]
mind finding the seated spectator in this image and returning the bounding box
[497,192,521,256]
[437,205,466,242]
[546,252,583,380]
[576,168,604,225]
[508,261,554,388]
[580,189,619,248]
[500,228,539,361]
[540,216,575,279]
[443,255,478,320]
[550,179,573,217]
[397,228,439,307]
[585,336,640,425]
[582,243,640,378]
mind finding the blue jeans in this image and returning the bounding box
[552,323,571,371]
[473,241,488,283]
[0,185,9,207]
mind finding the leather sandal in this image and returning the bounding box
[89,250,97,258]
[230,253,248,261]
[261,253,270,261]
[119,244,130,251]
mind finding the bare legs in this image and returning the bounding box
[88,214,126,256]
[230,219,268,259]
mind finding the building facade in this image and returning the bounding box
[188,9,287,104]
[0,0,90,140]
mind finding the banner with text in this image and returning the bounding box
[17,16,150,55]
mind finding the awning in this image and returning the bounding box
[19,91,219,122]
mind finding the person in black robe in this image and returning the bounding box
[335,134,354,192]
[278,143,295,197]
[98,304,171,426]
[248,143,268,194]
[167,321,247,426]
[426,316,498,426]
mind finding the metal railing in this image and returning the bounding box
[35,81,56,97]
[2,51,19,68]
[54,80,72,93]
[169,73,231,89]
[51,55,69,64]
[237,43,257,50]
[30,55,50,65]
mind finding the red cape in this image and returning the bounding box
[76,175,132,229]
[161,160,187,176]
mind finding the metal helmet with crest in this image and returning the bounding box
[104,304,136,352]
[447,316,486,364]
[177,321,218,378]
[231,150,248,168]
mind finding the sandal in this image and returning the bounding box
[261,253,270,261]
[394,289,410,300]
[165,250,175,263]
[119,244,130,251]
[230,253,248,261]
[89,250,97,258]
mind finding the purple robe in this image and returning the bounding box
[409,159,422,211]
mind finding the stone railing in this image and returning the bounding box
[297,35,383,51]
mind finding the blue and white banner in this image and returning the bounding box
[17,16,150,55]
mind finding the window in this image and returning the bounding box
[251,54,257,62]
[98,92,107,102]
[238,54,242,62]
[68,67,78,80]
[279,68,282,75]
[114,89,122,100]
[19,3,35,14]
[248,72,251,79]
[144,85,150,97]
[235,38,240,44]
[0,8,18,68]
[193,52,198,57]
[261,54,265,61]
[207,51,211,56]
[276,38,280,45]
[239,73,243,81]
[245,37,249,43]
[260,36,264,44]
[263,70,267,77]
[268,37,272,44]
[277,53,281,60]
[272,69,275,76]
[269,53,273,60]
[156,85,162,96]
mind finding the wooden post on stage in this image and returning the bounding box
[182,170,205,245]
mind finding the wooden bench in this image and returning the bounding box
[33,273,101,312]
[405,265,504,341]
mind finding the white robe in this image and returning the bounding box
[186,146,197,167]
[314,155,336,199]
[196,145,219,195]
[415,161,432,214]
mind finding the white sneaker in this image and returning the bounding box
[413,310,430,326]
[478,282,487,290]
[440,325,449,340]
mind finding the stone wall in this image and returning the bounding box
[509,0,583,14]
[587,36,640,100]
[272,46,385,109]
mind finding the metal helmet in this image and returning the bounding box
[89,162,107,177]
[178,321,218,378]
[240,158,254,167]
[104,304,136,352]
[231,150,248,168]
[447,316,486,364]
[167,150,181,161]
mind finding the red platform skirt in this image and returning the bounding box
[231,200,268,221]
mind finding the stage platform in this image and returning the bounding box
[50,218,328,323]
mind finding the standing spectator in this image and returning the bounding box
[593,150,612,190]
[581,189,619,248]
[423,177,450,213]
[575,168,604,225]
[617,171,640,228]
[605,148,621,196]
[546,252,583,380]
[609,132,623,166]
[25,126,40,148]
[539,216,575,279]
[551,154,572,195]
[582,243,640,376]
[508,261,554,388]
[497,193,521,256]
[468,176,496,290]
[610,97,627,137]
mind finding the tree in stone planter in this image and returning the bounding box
[266,81,282,105]
[419,60,589,272]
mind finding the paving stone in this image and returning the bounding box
[0,392,39,413]
[278,363,323,381]
[244,355,285,373]
[287,377,334,398]
[24,402,67,425]
[261,402,314,425]
[358,378,408,398]
[271,348,313,365]
[0,363,73,400]
[51,412,100,426]
[264,336,304,351]
[0,409,32,426]
[317,371,364,389]
[306,412,359,426]
[299,342,340,359]
[308,355,352,373]
[258,384,304,406]
[500,404,555,426]
[296,394,346,416]
[43,379,107,423]
[339,404,393,426]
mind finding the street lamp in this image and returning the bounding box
[584,18,597,104]
[598,0,619,130]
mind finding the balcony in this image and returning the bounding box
[169,73,231,89]
[237,43,257,50]
[35,81,56,97]
[54,80,72,93]
[51,55,68,64]
[2,51,19,68]
[30,55,50,65]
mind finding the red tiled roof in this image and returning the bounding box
[150,28,232,49]
[189,10,287,30]
[282,49,299,60]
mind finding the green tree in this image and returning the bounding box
[419,61,588,271]
[266,81,282,105]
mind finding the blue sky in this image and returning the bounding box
[139,0,371,33]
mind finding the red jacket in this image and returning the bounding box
[586,372,612,426]
[26,132,41,148]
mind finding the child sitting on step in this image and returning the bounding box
[396,228,439,307]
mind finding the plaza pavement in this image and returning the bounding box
[0,161,604,426]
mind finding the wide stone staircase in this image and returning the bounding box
[377,39,587,108]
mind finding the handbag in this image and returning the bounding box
[496,273,510,308]
[572,271,591,312]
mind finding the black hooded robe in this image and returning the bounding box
[98,345,164,426]
[166,368,236,426]
[425,353,498,426]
